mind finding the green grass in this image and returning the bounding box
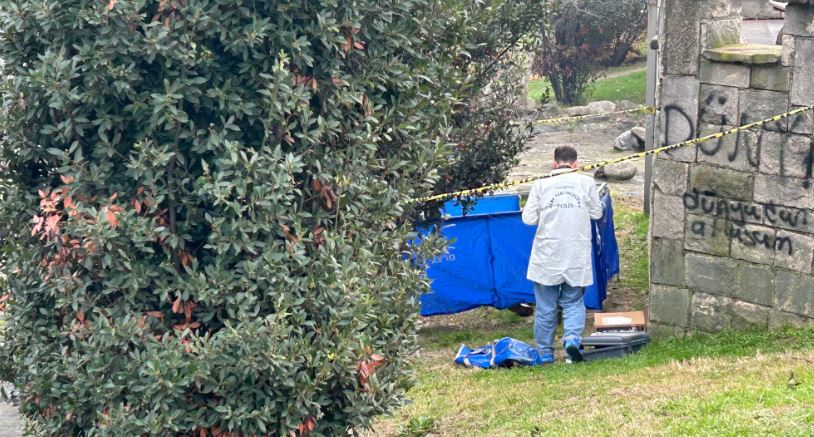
[586,69,647,105]
[375,327,814,436]
[369,200,814,436]
[613,202,649,295]
[529,68,647,105]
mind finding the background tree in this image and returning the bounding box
[532,0,647,105]
[428,0,545,211]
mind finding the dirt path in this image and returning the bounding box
[508,112,650,199]
[0,384,21,437]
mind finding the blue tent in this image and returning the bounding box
[419,192,619,316]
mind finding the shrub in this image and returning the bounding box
[0,1,451,435]
[427,0,544,210]
[532,0,647,105]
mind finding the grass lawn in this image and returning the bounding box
[529,68,647,106]
[371,198,814,436]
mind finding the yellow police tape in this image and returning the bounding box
[412,105,814,204]
[534,106,656,125]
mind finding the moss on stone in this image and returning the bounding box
[703,44,782,65]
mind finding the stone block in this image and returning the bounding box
[781,35,796,67]
[791,38,814,106]
[700,60,751,88]
[774,230,814,274]
[682,191,764,225]
[762,203,814,234]
[652,159,689,196]
[730,223,777,265]
[691,292,732,332]
[651,239,686,286]
[685,253,739,295]
[730,300,771,330]
[658,76,700,161]
[685,214,731,257]
[754,174,814,209]
[775,269,814,317]
[699,85,740,125]
[701,18,741,50]
[785,5,814,37]
[703,44,782,64]
[660,1,701,75]
[737,262,775,306]
[769,310,811,329]
[758,133,812,179]
[750,65,790,92]
[700,0,736,18]
[739,89,790,132]
[646,322,687,339]
[652,191,686,240]
[789,106,813,135]
[689,164,754,201]
[697,125,759,172]
[649,285,691,327]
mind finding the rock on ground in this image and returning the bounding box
[614,130,640,151]
[631,126,647,142]
[587,100,617,114]
[565,105,591,116]
[616,100,639,111]
[596,161,638,181]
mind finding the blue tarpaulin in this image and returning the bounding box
[420,192,619,316]
[454,337,546,368]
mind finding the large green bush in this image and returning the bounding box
[0,1,451,435]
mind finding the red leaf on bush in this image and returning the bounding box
[313,226,326,247]
[281,224,299,246]
[76,311,85,322]
[106,208,118,229]
[132,199,142,214]
[342,35,352,53]
[38,189,46,199]
[60,175,74,184]
[357,354,386,390]
[354,41,366,50]
[297,416,317,436]
[107,0,117,10]
[172,297,183,314]
[145,311,164,320]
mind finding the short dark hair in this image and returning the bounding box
[554,146,578,164]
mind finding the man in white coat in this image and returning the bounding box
[522,146,604,363]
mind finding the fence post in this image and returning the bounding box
[643,0,659,216]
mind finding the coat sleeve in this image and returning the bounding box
[587,181,604,220]
[522,183,541,226]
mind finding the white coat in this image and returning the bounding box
[521,169,604,287]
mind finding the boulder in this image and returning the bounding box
[565,105,591,116]
[587,100,617,114]
[631,126,647,141]
[614,130,640,151]
[595,161,638,181]
[616,100,639,111]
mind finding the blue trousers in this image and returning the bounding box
[533,282,586,355]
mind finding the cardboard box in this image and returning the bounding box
[594,311,646,332]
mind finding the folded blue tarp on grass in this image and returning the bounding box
[420,193,619,316]
[454,337,546,368]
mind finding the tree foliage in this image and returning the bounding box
[430,0,543,209]
[0,0,540,435]
[533,0,647,105]
[0,1,451,435]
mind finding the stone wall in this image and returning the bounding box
[742,0,784,20]
[648,0,814,336]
